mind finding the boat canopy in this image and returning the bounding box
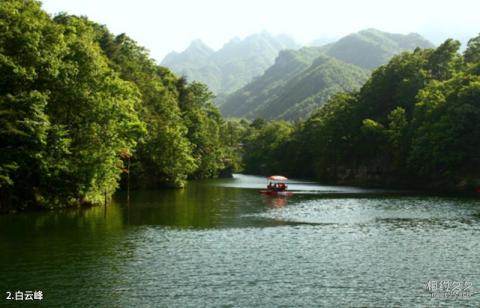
[267,175,288,181]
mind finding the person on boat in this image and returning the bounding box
[261,175,293,196]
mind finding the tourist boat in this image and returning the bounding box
[260,175,293,197]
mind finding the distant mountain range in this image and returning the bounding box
[219,29,433,120]
[321,28,434,69]
[220,50,370,120]
[161,29,434,120]
[161,32,297,95]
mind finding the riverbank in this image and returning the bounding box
[330,165,480,194]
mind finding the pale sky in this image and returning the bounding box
[40,0,479,63]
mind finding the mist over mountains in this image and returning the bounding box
[161,32,297,95]
[162,29,434,120]
[220,50,370,120]
[321,29,433,69]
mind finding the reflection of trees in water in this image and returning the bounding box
[262,196,288,208]
[0,202,126,306]
[114,184,242,228]
[0,202,124,240]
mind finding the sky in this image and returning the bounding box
[40,0,479,63]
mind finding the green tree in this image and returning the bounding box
[97,32,195,187]
[0,0,65,209]
[48,14,145,205]
[427,39,461,80]
[464,34,480,64]
[243,121,294,175]
[241,37,479,191]
[386,107,409,169]
[1,2,144,209]
[409,74,480,183]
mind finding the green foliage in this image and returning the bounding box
[427,39,462,80]
[242,121,294,175]
[0,2,147,210]
[358,48,431,119]
[0,1,237,211]
[49,15,145,205]
[0,91,51,206]
[0,0,66,208]
[386,107,409,168]
[98,31,195,187]
[464,34,480,64]
[409,74,480,179]
[177,81,237,179]
[241,35,480,191]
[291,93,360,179]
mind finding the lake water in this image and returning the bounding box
[1,174,480,307]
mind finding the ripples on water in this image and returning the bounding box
[1,174,479,307]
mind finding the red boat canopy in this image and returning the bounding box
[267,175,288,181]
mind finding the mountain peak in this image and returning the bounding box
[359,28,384,34]
[161,39,214,67]
[325,29,433,69]
[186,39,213,52]
[162,32,298,95]
[223,36,241,48]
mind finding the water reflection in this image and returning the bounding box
[262,195,289,208]
[0,174,479,307]
[115,184,246,229]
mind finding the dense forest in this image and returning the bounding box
[1,1,479,213]
[0,0,240,211]
[237,36,480,191]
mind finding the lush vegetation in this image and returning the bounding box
[236,36,480,191]
[220,29,433,121]
[161,33,297,97]
[1,1,478,214]
[0,0,239,211]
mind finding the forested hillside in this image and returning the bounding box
[161,33,297,96]
[221,51,369,120]
[0,0,239,211]
[220,29,433,120]
[235,36,480,191]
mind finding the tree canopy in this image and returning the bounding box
[239,33,480,191]
[0,0,238,211]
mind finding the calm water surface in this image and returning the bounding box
[1,174,480,307]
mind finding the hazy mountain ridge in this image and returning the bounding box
[221,51,370,120]
[219,47,324,117]
[161,32,298,94]
[323,28,434,69]
[220,29,434,120]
